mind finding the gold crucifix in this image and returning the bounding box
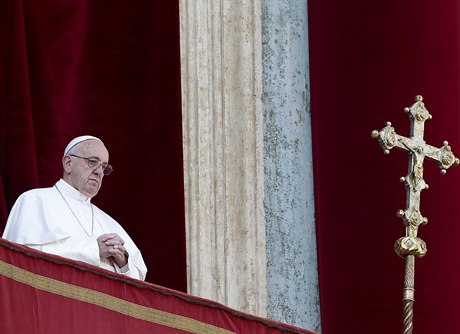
[371,95,459,334]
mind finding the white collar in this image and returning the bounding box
[56,179,92,203]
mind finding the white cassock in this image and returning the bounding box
[2,179,147,281]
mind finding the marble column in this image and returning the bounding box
[262,0,320,331]
[179,0,267,317]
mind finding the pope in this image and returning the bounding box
[2,135,147,281]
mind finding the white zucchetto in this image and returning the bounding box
[63,135,102,157]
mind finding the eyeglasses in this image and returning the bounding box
[69,154,114,175]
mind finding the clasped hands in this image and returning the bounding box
[97,233,127,268]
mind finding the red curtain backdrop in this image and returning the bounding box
[309,1,460,333]
[0,1,186,291]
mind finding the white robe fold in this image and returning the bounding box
[2,179,147,281]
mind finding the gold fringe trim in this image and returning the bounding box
[0,260,234,334]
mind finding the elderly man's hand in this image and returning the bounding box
[97,233,128,268]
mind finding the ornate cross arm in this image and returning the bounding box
[371,123,459,174]
[371,96,459,175]
[370,95,459,334]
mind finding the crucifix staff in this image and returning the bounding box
[371,95,459,334]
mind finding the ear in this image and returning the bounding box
[62,156,72,174]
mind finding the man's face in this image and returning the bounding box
[63,140,110,197]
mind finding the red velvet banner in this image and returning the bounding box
[0,1,186,290]
[309,0,460,333]
[0,239,317,334]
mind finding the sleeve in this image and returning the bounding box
[113,249,147,280]
[28,236,101,267]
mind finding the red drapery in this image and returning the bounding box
[0,238,317,334]
[309,0,460,333]
[0,0,186,291]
